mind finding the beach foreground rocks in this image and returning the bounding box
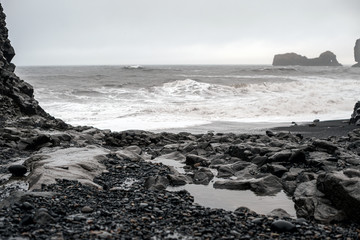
[1,2,360,238]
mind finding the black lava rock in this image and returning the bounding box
[271,220,297,232]
[8,165,27,177]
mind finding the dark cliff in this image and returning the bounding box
[0,3,49,122]
[353,39,360,67]
[273,51,342,66]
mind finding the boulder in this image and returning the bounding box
[193,168,214,185]
[167,174,192,186]
[312,140,338,154]
[115,146,144,161]
[8,165,27,177]
[270,220,296,233]
[350,101,360,125]
[268,150,292,163]
[144,176,169,191]
[267,164,288,178]
[268,208,291,218]
[213,174,282,195]
[293,180,346,223]
[316,171,360,223]
[217,161,252,178]
[185,154,210,167]
[289,150,306,163]
[24,146,108,190]
[273,51,342,66]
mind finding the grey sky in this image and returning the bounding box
[1,0,360,65]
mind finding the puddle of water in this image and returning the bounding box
[168,184,296,216]
[149,153,296,217]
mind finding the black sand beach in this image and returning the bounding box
[2,3,360,239]
[273,119,358,138]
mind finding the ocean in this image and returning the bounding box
[15,65,360,133]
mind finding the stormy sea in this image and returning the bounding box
[16,65,360,133]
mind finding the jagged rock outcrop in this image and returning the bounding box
[273,51,342,66]
[350,101,360,125]
[0,4,49,122]
[316,171,360,223]
[353,39,360,67]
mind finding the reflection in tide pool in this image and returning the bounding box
[168,184,296,217]
[150,155,296,217]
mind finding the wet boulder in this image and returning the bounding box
[8,165,27,177]
[350,101,360,125]
[293,180,346,223]
[270,220,296,232]
[193,168,214,185]
[167,174,192,186]
[214,174,282,196]
[312,140,338,154]
[144,176,169,191]
[185,154,210,167]
[316,171,360,223]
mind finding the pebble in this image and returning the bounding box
[81,206,93,213]
[271,220,297,232]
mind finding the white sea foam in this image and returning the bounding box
[17,65,358,132]
[32,76,360,132]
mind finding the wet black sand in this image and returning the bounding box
[273,119,358,138]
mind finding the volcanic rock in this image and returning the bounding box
[8,164,27,177]
[24,146,108,190]
[350,101,360,125]
[214,174,282,195]
[185,154,210,167]
[273,51,342,66]
[353,39,360,67]
[293,180,346,223]
[271,220,296,232]
[317,171,360,223]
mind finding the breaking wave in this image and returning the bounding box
[20,65,360,132]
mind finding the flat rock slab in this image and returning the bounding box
[213,174,282,196]
[24,146,109,190]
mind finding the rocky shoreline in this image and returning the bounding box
[2,3,360,239]
[2,117,360,239]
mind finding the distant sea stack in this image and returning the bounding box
[272,51,342,66]
[353,39,360,67]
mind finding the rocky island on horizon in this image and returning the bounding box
[273,51,342,67]
[1,2,360,239]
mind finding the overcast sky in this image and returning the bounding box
[1,0,360,66]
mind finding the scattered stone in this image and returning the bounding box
[270,220,296,232]
[144,176,169,191]
[81,206,94,213]
[185,154,210,167]
[289,150,306,163]
[34,208,55,225]
[268,208,291,218]
[214,174,282,195]
[8,165,27,177]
